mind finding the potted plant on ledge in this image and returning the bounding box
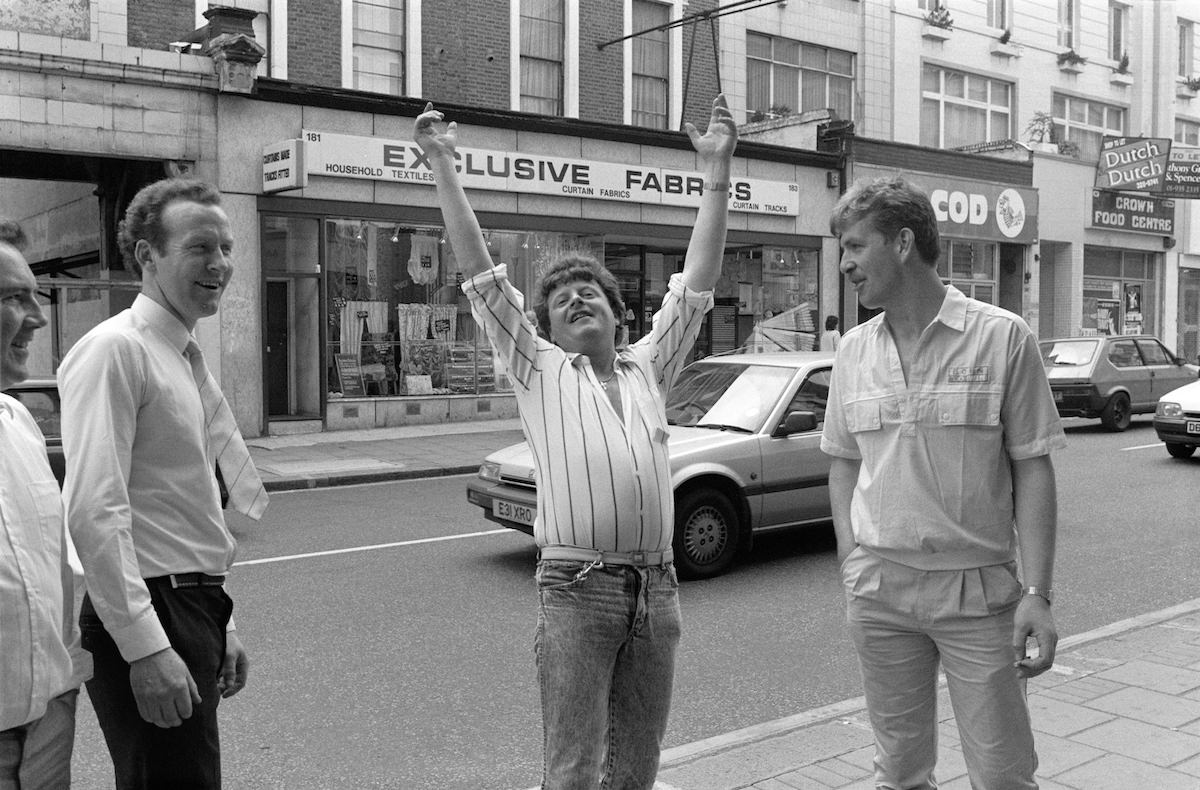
[1178,75,1200,100]
[1025,111,1060,153]
[922,3,953,41]
[1110,52,1132,86]
[1057,49,1087,74]
[991,28,1020,58]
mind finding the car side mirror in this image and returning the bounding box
[774,410,818,437]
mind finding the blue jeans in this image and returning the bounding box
[534,559,681,790]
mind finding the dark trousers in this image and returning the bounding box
[80,581,233,790]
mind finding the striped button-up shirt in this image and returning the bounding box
[463,265,713,554]
[0,394,78,731]
[821,286,1066,571]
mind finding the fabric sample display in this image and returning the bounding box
[408,236,440,285]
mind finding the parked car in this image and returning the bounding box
[1039,335,1199,431]
[1153,378,1200,459]
[2,377,64,485]
[465,352,836,579]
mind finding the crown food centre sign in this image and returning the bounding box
[263,131,801,216]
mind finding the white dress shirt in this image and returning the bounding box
[463,266,713,554]
[60,295,235,663]
[0,393,79,730]
[821,286,1066,570]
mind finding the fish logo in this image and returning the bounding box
[996,189,1026,238]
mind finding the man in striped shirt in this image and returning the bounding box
[415,96,736,789]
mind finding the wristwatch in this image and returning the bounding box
[1023,586,1053,604]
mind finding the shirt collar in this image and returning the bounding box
[933,285,969,333]
[131,294,195,354]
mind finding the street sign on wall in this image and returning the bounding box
[1090,189,1174,234]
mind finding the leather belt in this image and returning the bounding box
[538,545,673,567]
[147,573,227,589]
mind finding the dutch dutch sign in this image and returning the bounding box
[1095,136,1171,192]
[268,130,800,216]
[1090,190,1174,234]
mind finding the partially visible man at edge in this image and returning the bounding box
[59,178,266,789]
[0,240,89,789]
[822,176,1065,790]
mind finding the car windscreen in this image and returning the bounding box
[665,362,795,432]
[4,388,61,438]
[1039,339,1098,368]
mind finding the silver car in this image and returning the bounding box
[465,352,836,579]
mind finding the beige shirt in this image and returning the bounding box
[60,296,235,662]
[463,265,712,554]
[0,394,80,729]
[821,286,1066,570]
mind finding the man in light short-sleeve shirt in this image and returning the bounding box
[823,176,1065,790]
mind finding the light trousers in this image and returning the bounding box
[0,689,78,790]
[842,548,1038,790]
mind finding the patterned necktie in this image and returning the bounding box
[185,340,269,520]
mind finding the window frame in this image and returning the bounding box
[630,0,671,129]
[518,0,565,116]
[1109,2,1128,63]
[987,0,1010,31]
[341,0,420,96]
[1176,117,1200,146]
[746,32,854,123]
[920,64,1013,149]
[1051,93,1127,162]
[1181,19,1196,79]
[1058,0,1079,50]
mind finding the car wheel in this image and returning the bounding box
[1100,392,1131,431]
[1166,443,1197,459]
[673,488,740,580]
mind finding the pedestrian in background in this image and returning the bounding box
[60,178,268,789]
[821,176,1064,789]
[0,240,89,789]
[820,314,841,351]
[414,95,736,789]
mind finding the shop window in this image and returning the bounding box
[349,0,406,95]
[746,32,854,123]
[324,221,603,400]
[1052,94,1125,162]
[632,0,670,129]
[1176,117,1200,146]
[736,246,821,353]
[937,240,997,303]
[1083,247,1157,336]
[920,65,1012,149]
[520,0,564,115]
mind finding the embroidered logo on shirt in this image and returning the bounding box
[948,365,990,383]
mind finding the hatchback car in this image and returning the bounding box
[1154,378,1200,459]
[465,352,836,579]
[2,378,64,485]
[1039,335,1199,431]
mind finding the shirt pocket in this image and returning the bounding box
[845,400,883,433]
[924,391,1002,427]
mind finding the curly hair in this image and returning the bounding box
[118,178,223,275]
[829,176,940,266]
[531,254,627,346]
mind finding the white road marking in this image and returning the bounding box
[233,528,513,567]
[1121,442,1163,451]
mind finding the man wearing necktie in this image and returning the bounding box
[60,178,268,789]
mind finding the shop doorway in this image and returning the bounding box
[1179,268,1200,364]
[263,274,321,420]
[265,280,290,415]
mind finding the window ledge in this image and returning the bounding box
[1177,83,1198,100]
[921,25,952,42]
[1109,72,1133,87]
[1058,62,1085,75]
[990,42,1021,58]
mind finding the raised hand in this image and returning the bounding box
[413,102,458,161]
[684,94,738,165]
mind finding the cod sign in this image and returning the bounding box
[1095,136,1171,192]
[930,187,1028,240]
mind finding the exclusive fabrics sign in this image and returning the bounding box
[262,130,801,216]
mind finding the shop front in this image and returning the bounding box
[246,90,841,433]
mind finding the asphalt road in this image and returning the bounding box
[68,414,1200,789]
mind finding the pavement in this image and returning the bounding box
[250,422,1200,790]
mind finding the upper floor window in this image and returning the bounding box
[1109,2,1128,62]
[352,0,405,94]
[920,65,1011,149]
[1181,19,1195,78]
[632,0,670,129]
[1052,93,1125,162]
[1058,0,1079,49]
[746,33,853,123]
[1176,117,1200,146]
[520,0,564,115]
[987,0,1009,30]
